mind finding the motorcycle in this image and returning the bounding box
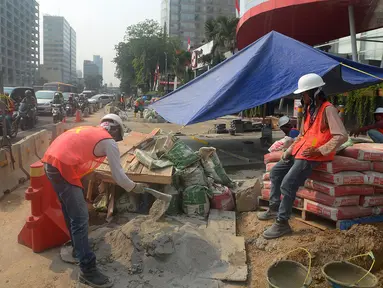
[18,101,37,131]
[78,98,89,113]
[65,102,75,117]
[52,104,64,124]
[0,110,19,138]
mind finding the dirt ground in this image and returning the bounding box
[237,212,383,288]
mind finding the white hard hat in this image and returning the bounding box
[374,108,383,114]
[278,116,290,127]
[294,73,326,94]
[101,114,124,139]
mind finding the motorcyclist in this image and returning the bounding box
[23,90,35,106]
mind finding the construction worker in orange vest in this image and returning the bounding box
[350,107,383,143]
[258,73,348,239]
[42,114,147,288]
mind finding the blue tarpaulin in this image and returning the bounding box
[151,31,383,126]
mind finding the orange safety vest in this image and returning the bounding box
[292,101,335,162]
[42,126,112,188]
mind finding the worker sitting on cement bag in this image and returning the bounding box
[279,116,300,139]
[258,73,348,239]
[350,107,383,143]
[42,113,147,288]
[268,116,300,152]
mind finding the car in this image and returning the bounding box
[36,90,64,114]
[88,94,114,106]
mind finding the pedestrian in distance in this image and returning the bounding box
[42,114,147,288]
[258,73,348,239]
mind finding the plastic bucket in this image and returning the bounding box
[322,261,378,288]
[267,248,312,288]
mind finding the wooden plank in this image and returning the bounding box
[126,154,135,163]
[148,128,161,137]
[207,209,236,236]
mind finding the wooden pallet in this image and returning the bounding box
[258,197,383,231]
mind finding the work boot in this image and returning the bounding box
[257,208,278,221]
[79,267,113,288]
[263,219,292,239]
[71,249,80,264]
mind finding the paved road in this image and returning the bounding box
[10,114,75,143]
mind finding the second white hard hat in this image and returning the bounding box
[278,116,290,127]
[100,114,124,139]
[294,73,326,94]
[374,107,383,114]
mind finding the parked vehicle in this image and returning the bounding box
[88,94,114,106]
[18,100,37,131]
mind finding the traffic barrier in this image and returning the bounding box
[19,134,40,178]
[18,161,70,252]
[51,122,66,143]
[0,143,27,194]
[33,129,50,159]
[83,107,89,117]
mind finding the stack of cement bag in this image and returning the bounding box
[262,151,304,208]
[262,143,383,221]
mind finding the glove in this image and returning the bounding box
[130,183,148,194]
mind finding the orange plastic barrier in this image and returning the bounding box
[18,161,70,252]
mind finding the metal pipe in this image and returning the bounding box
[348,5,358,62]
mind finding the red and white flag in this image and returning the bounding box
[235,0,240,18]
[187,37,191,52]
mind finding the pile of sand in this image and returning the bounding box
[89,200,233,288]
[238,212,383,288]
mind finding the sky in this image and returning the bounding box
[38,0,161,86]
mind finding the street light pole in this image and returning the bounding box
[164,52,168,76]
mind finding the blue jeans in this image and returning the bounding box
[269,158,318,221]
[367,129,383,143]
[44,164,96,272]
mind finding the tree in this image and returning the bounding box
[205,16,239,65]
[84,75,103,91]
[114,19,186,94]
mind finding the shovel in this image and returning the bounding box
[144,188,172,220]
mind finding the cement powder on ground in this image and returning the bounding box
[89,201,232,288]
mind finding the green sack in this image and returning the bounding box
[182,185,213,217]
[163,140,199,170]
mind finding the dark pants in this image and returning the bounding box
[44,164,96,272]
[269,158,318,221]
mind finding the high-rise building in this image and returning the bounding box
[93,55,103,78]
[83,60,99,78]
[42,15,76,83]
[76,69,83,78]
[0,0,40,87]
[161,0,236,50]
